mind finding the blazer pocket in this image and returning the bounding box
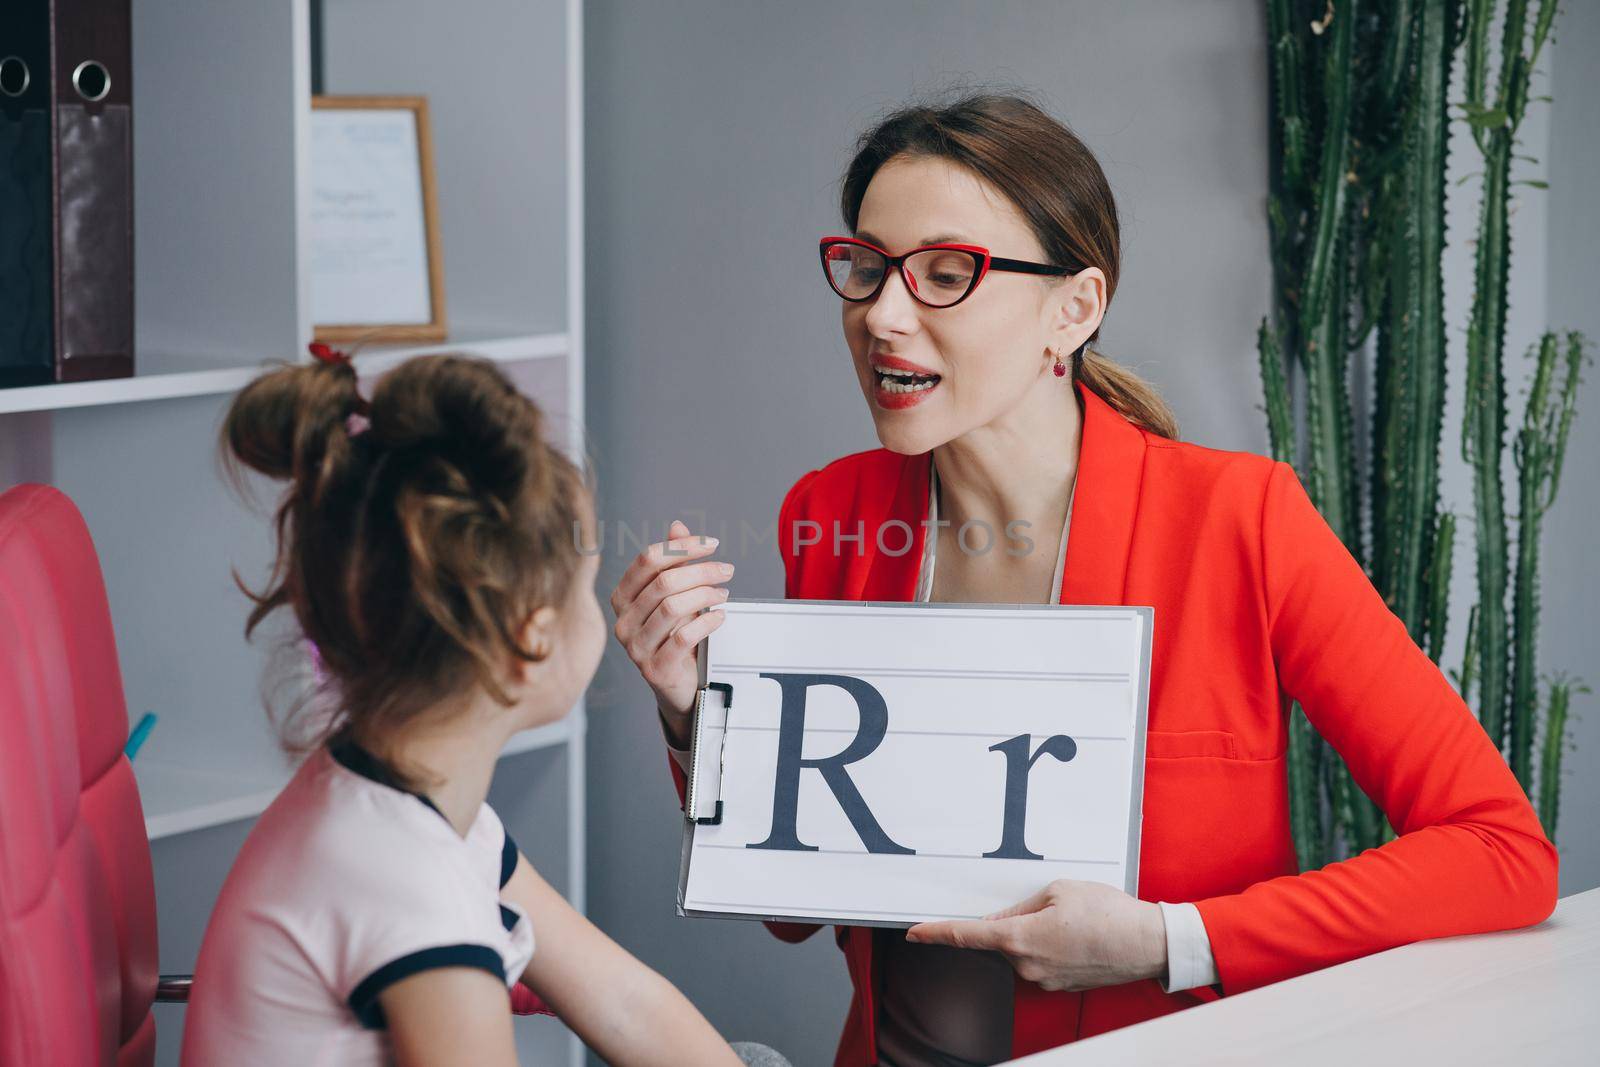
[1138,727,1269,902]
[1144,728,1238,760]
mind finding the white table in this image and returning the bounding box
[1009,888,1600,1066]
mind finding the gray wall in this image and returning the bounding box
[583,2,1599,1063]
[1545,0,1600,899]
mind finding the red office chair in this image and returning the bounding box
[0,483,182,1066]
[0,484,549,1067]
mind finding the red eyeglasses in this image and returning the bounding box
[819,236,1078,309]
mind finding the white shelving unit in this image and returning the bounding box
[0,331,570,415]
[0,2,586,1064]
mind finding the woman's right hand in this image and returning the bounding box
[610,519,734,746]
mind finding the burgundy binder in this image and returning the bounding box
[50,0,134,383]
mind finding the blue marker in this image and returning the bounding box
[125,712,157,759]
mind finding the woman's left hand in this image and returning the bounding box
[905,880,1168,992]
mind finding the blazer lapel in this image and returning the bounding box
[853,450,931,603]
[1060,381,1148,606]
[849,381,1147,607]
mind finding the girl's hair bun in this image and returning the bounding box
[367,353,546,505]
[223,356,364,489]
[221,352,588,776]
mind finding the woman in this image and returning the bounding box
[609,95,1558,1066]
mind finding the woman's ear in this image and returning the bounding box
[517,605,560,678]
[1049,266,1107,353]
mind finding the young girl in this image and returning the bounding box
[182,352,747,1066]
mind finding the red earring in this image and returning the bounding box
[1053,351,1067,378]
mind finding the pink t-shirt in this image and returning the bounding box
[182,742,535,1066]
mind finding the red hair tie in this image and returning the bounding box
[309,341,352,366]
[308,342,371,423]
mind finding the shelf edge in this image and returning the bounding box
[143,715,575,840]
[0,333,569,416]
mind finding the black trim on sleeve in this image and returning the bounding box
[500,831,519,888]
[499,904,520,933]
[347,944,506,1029]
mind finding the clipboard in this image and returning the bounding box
[676,598,1154,928]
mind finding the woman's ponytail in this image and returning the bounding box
[1077,348,1179,440]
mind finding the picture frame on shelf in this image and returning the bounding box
[309,95,447,343]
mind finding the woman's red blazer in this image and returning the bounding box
[668,380,1558,1065]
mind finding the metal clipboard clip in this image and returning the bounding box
[685,681,733,825]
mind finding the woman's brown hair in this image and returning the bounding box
[840,92,1179,440]
[221,353,587,773]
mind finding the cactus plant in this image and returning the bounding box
[1259,0,1585,865]
[1537,679,1584,839]
[1460,0,1555,756]
[1506,333,1585,787]
[1459,3,1589,834]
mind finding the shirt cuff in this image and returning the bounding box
[1156,901,1219,994]
[662,716,692,775]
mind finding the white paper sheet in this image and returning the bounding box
[678,599,1153,926]
[309,108,433,326]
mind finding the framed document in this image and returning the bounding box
[678,598,1154,927]
[309,95,447,343]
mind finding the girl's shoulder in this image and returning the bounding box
[208,747,524,984]
[186,750,531,1057]
[236,748,507,915]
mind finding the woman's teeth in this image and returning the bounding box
[876,369,940,393]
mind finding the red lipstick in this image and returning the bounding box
[868,353,943,410]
